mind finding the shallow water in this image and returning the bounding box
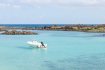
[0,30,105,70]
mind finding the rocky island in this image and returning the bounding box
[1,30,38,35]
[1,24,105,35]
[0,26,38,35]
[42,24,105,33]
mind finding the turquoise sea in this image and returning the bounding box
[0,30,105,70]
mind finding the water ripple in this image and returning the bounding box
[43,53,105,70]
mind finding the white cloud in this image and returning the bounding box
[0,3,20,8]
[0,3,10,7]
[78,0,98,5]
[0,0,105,7]
[20,0,105,6]
[13,5,21,8]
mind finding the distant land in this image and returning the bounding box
[0,24,105,35]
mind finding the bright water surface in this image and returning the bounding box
[0,30,105,70]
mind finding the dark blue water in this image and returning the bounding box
[0,24,66,28]
[0,24,98,28]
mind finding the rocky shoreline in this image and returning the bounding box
[1,30,38,35]
[0,26,38,35]
[1,24,105,35]
[44,24,105,33]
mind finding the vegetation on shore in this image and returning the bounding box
[1,24,105,35]
[42,24,105,32]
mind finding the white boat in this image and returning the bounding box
[27,41,47,48]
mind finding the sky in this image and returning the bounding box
[0,0,105,24]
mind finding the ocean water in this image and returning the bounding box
[0,30,105,70]
[0,24,97,28]
[0,24,66,28]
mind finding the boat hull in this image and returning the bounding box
[27,41,47,48]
